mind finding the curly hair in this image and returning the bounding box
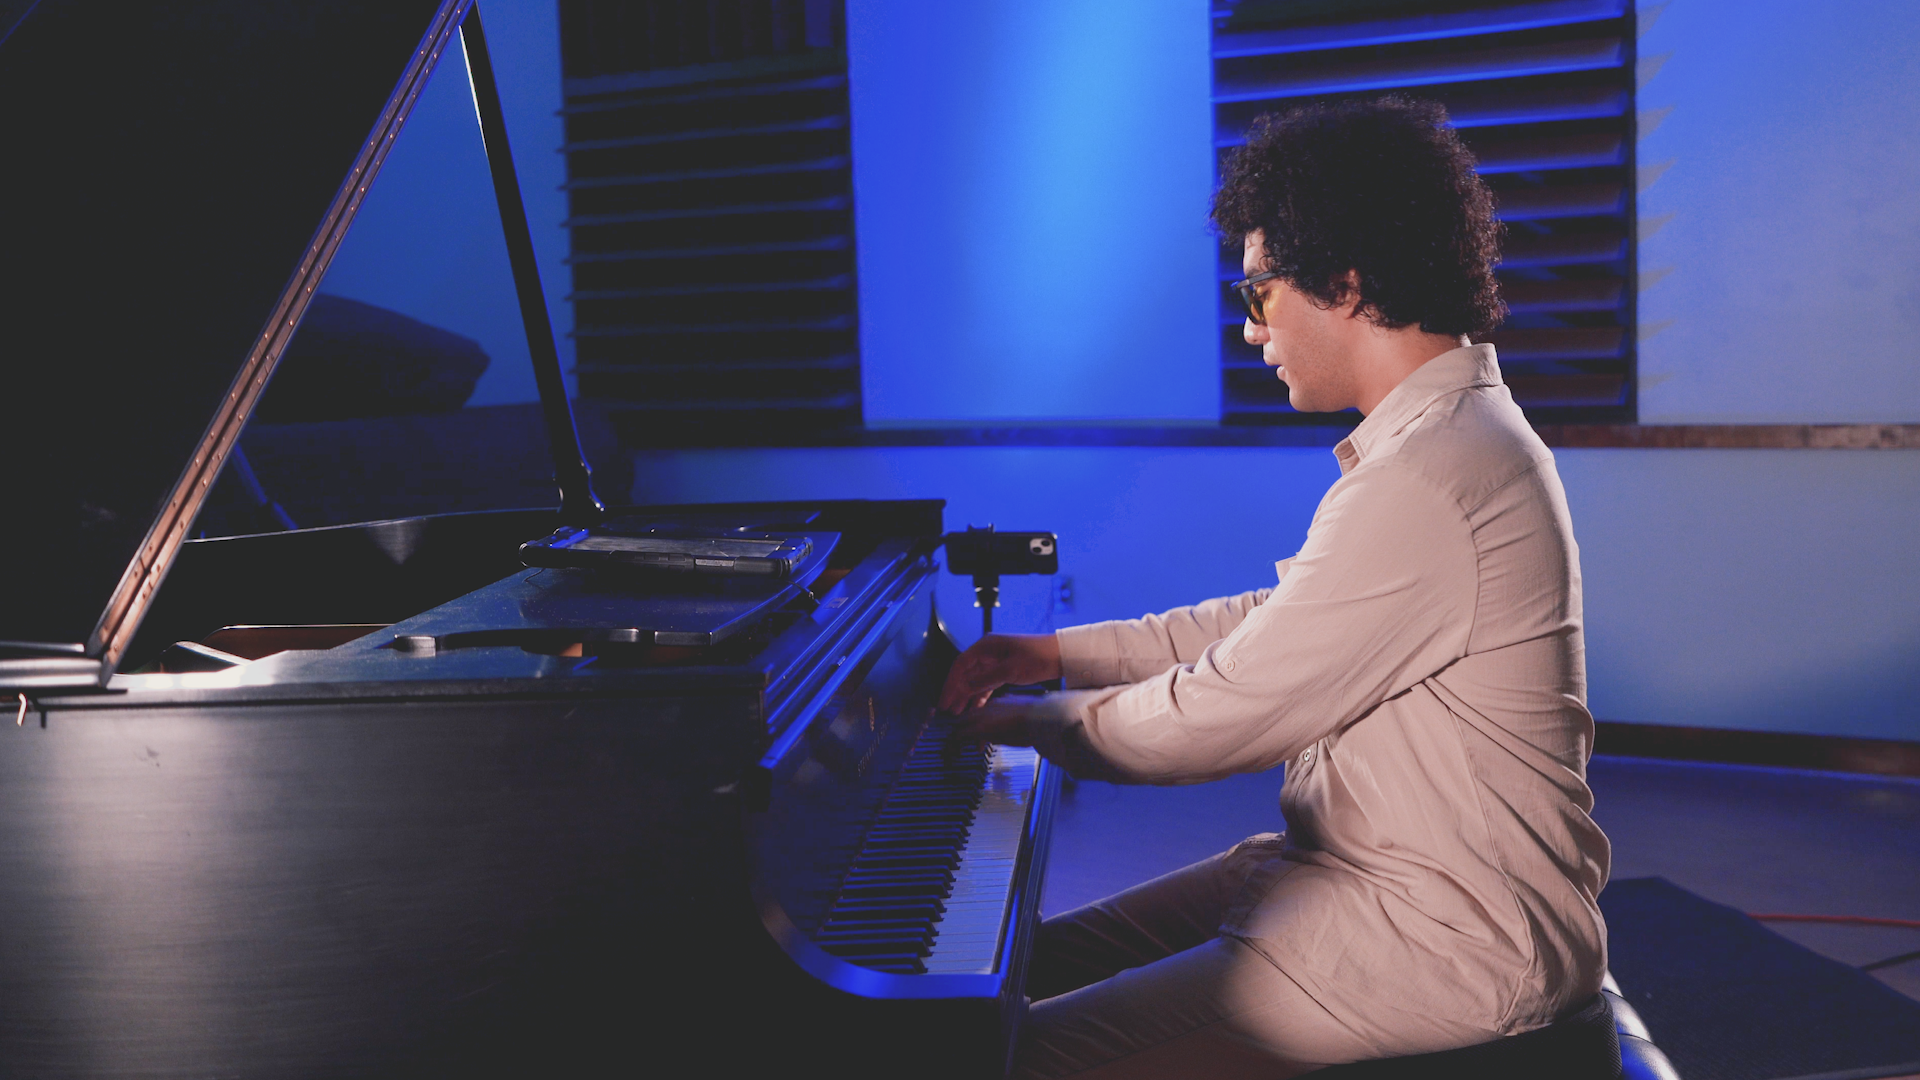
[1210,96,1506,337]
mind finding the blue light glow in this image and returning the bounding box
[848,0,1219,424]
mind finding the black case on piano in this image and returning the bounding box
[518,525,826,579]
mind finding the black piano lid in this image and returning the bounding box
[0,1,593,687]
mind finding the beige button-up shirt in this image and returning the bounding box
[1042,344,1609,1038]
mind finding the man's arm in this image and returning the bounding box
[939,572,1291,714]
[982,465,1476,784]
[940,564,1293,713]
[1055,576,1285,689]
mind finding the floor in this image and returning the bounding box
[1039,755,1920,1004]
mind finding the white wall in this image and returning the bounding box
[1563,449,1920,739]
[1635,0,1920,422]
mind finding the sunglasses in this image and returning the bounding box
[1229,270,1286,325]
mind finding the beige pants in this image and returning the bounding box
[1014,838,1420,1079]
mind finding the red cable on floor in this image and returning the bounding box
[1748,913,1920,930]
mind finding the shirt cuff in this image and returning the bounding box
[1024,689,1137,783]
[1055,623,1126,688]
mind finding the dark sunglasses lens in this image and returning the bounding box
[1236,284,1264,324]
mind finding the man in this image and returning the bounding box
[940,97,1611,1078]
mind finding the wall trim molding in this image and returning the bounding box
[1536,424,1920,449]
[1594,720,1920,778]
[620,422,1920,450]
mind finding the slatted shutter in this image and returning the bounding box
[1213,0,1638,424]
[559,0,859,447]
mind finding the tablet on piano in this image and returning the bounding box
[520,524,834,580]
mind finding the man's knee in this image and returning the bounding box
[1015,937,1350,1079]
[1028,844,1262,998]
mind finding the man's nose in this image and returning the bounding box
[1244,317,1269,345]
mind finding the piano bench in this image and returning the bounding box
[1312,991,1636,1080]
[1606,989,1683,1080]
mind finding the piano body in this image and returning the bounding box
[0,3,1057,1076]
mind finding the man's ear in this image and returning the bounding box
[1333,269,1368,318]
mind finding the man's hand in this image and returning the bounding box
[938,633,1062,714]
[950,699,1039,747]
[950,691,1123,783]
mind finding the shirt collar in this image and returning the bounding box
[1333,343,1501,473]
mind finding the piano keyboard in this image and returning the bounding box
[813,717,1042,975]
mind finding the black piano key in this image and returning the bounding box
[820,925,932,940]
[840,874,953,889]
[807,713,1008,973]
[860,958,929,974]
[817,927,935,943]
[839,856,957,876]
[829,891,946,905]
[850,847,962,861]
[817,918,935,932]
[834,883,947,899]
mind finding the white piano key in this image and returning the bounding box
[922,746,1040,974]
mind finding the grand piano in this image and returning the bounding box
[0,2,1058,1075]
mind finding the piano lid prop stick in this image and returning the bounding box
[459,5,604,521]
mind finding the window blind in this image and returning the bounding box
[559,0,858,447]
[1213,0,1638,425]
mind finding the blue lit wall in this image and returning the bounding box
[1635,0,1920,422]
[845,0,1218,424]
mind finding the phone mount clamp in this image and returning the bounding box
[943,524,1059,637]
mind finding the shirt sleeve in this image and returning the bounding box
[1054,569,1289,689]
[1043,464,1478,784]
